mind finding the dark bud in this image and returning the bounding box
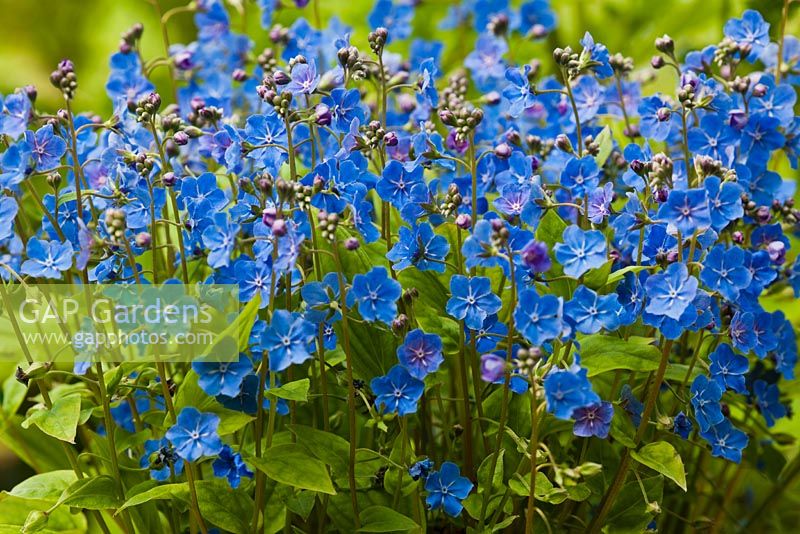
[314,103,332,126]
[729,109,748,130]
[624,123,641,138]
[720,402,731,418]
[232,68,248,82]
[273,70,291,85]
[344,237,360,250]
[655,34,674,54]
[752,83,768,98]
[438,109,456,126]
[555,133,573,154]
[755,206,771,224]
[731,231,744,244]
[135,232,152,248]
[391,314,409,334]
[174,50,194,70]
[494,142,512,159]
[483,90,501,105]
[23,84,37,103]
[46,172,61,188]
[190,97,206,111]
[656,107,671,122]
[173,131,189,146]
[162,172,177,187]
[14,366,29,386]
[653,187,670,203]
[451,424,464,439]
[271,219,287,237]
[650,55,665,69]
[383,131,398,147]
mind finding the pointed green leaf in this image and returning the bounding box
[248,444,336,495]
[631,441,687,491]
[357,505,420,533]
[22,394,81,443]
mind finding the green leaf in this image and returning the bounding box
[593,126,614,168]
[5,471,76,502]
[535,211,575,298]
[56,190,97,207]
[195,480,254,534]
[579,335,660,376]
[269,378,310,402]
[477,450,505,494]
[173,371,254,435]
[605,265,650,287]
[583,260,614,290]
[605,474,663,534]
[287,424,350,475]
[249,443,336,495]
[22,394,81,443]
[2,373,28,416]
[56,476,123,510]
[609,406,637,448]
[118,483,189,512]
[357,505,420,533]
[631,441,687,491]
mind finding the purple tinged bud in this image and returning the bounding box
[262,206,277,227]
[768,241,786,264]
[530,24,547,39]
[755,206,771,224]
[729,109,748,130]
[490,219,504,232]
[630,159,646,175]
[480,354,507,383]
[344,237,360,250]
[119,42,133,54]
[530,155,540,173]
[484,91,501,105]
[271,219,287,237]
[273,71,291,85]
[397,93,416,113]
[314,103,332,126]
[650,55,665,69]
[135,232,152,248]
[731,231,744,244]
[455,214,472,229]
[174,51,194,70]
[446,130,468,154]
[521,240,552,273]
[654,187,669,203]
[666,250,679,263]
[173,131,189,146]
[23,85,37,102]
[656,107,671,122]
[162,172,177,187]
[383,132,399,146]
[494,143,512,159]
[555,134,573,153]
[232,69,248,82]
[752,83,768,98]
[190,97,206,111]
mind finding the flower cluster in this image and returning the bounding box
[1,1,799,533]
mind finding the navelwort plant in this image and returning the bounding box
[0,0,799,532]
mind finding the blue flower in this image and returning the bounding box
[322,88,365,134]
[700,245,752,301]
[300,272,341,324]
[262,310,315,372]
[723,9,770,62]
[587,182,614,224]
[408,458,434,481]
[519,0,557,37]
[0,197,19,241]
[690,375,724,432]
[657,188,711,236]
[25,124,67,171]
[397,329,444,379]
[554,225,607,278]
[704,176,743,230]
[193,355,253,397]
[709,344,748,394]
[572,401,613,438]
[753,380,786,428]
[202,213,239,269]
[20,239,73,279]
[387,223,450,272]
[465,34,507,90]
[514,289,563,345]
[673,412,693,440]
[285,60,319,95]
[565,286,622,335]
[502,65,535,118]
[446,275,502,330]
[165,407,223,462]
[371,364,424,416]
[560,156,600,197]
[461,220,505,271]
[368,0,414,42]
[687,114,737,166]
[235,257,273,305]
[494,183,532,217]
[638,96,673,141]
[348,267,402,325]
[645,263,699,320]
[424,462,473,517]
[212,445,254,488]
[729,310,756,354]
[700,419,748,463]
[572,76,604,123]
[620,384,643,427]
[544,363,600,420]
[140,438,184,481]
[579,32,612,78]
[376,161,425,209]
[740,115,785,167]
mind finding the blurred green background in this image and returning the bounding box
[0,0,795,113]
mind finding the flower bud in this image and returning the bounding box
[135,232,152,248]
[480,354,506,383]
[455,213,471,229]
[650,55,665,69]
[344,237,360,250]
[162,172,177,187]
[173,131,189,145]
[272,219,288,237]
[383,131,398,147]
[752,83,768,98]
[656,107,671,122]
[494,143,512,159]
[314,103,332,126]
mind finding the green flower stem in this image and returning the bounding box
[776,0,791,84]
[588,339,674,533]
[456,323,475,478]
[331,241,361,529]
[562,71,583,156]
[479,249,517,526]
[525,375,540,533]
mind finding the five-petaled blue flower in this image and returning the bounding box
[690,375,724,432]
[700,245,752,301]
[424,462,473,517]
[572,401,613,438]
[20,239,73,279]
[446,275,502,330]
[165,407,223,462]
[514,289,563,345]
[544,364,600,420]
[25,124,67,171]
[193,355,253,397]
[262,310,315,372]
[371,364,424,416]
[347,267,402,325]
[709,343,749,394]
[554,225,607,278]
[657,188,711,236]
[397,329,444,379]
[212,445,254,489]
[387,223,450,272]
[645,262,699,320]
